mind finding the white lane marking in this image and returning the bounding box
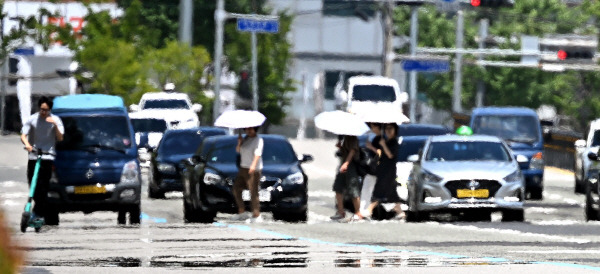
[509,250,600,254]
[0,166,22,169]
[2,200,20,207]
[526,207,557,214]
[0,192,27,199]
[0,180,21,187]
[530,220,583,225]
[308,191,335,198]
[303,164,336,178]
[438,223,591,244]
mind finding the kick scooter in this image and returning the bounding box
[20,148,46,233]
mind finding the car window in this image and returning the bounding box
[398,126,451,136]
[397,139,426,162]
[352,85,396,102]
[58,116,132,150]
[131,118,167,133]
[158,131,204,155]
[143,99,189,109]
[203,138,297,165]
[425,141,511,162]
[591,130,600,146]
[472,115,540,143]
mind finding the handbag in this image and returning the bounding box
[356,148,378,176]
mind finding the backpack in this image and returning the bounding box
[355,147,379,176]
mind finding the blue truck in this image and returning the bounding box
[470,107,545,200]
[47,94,141,225]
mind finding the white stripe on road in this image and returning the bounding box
[303,163,336,178]
[510,250,600,254]
[438,223,592,244]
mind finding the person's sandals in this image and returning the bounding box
[330,212,346,221]
[394,211,407,221]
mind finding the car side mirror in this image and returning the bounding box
[575,139,586,149]
[299,154,314,163]
[588,151,599,161]
[129,104,139,112]
[515,154,528,163]
[192,103,202,113]
[407,154,419,162]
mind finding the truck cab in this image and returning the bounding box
[341,75,408,114]
[470,107,545,200]
[48,94,141,225]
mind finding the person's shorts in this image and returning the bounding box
[332,162,361,198]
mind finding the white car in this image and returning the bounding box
[574,118,600,193]
[129,91,202,129]
[129,110,180,167]
[340,75,408,115]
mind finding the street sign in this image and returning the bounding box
[237,18,279,33]
[402,59,450,72]
[14,48,34,55]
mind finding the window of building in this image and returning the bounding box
[322,0,377,19]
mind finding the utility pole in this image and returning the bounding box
[251,32,258,111]
[382,0,394,77]
[0,17,6,135]
[452,10,464,114]
[213,0,225,122]
[408,6,418,123]
[178,0,193,46]
[476,18,488,108]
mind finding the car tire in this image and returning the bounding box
[528,187,543,200]
[273,210,308,223]
[44,210,59,226]
[575,170,586,194]
[129,205,141,224]
[117,210,127,225]
[585,181,600,221]
[501,209,524,222]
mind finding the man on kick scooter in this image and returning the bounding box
[21,96,64,224]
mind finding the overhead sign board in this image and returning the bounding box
[402,59,450,72]
[237,18,279,33]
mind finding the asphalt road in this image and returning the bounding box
[1,134,599,273]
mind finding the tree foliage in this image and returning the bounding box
[393,0,600,130]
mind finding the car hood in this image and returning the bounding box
[157,153,194,165]
[422,161,518,180]
[206,163,301,179]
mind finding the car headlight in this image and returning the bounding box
[421,170,442,184]
[529,152,544,170]
[121,160,139,183]
[203,172,222,185]
[503,170,522,182]
[157,163,176,174]
[283,172,304,185]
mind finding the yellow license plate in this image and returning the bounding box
[457,189,489,198]
[74,185,107,194]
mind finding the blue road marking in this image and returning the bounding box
[140,212,167,223]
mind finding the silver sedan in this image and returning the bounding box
[406,134,526,222]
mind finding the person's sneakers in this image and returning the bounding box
[350,214,366,223]
[330,212,346,221]
[230,212,251,221]
[247,215,263,224]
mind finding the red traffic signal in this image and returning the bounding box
[557,50,567,60]
[471,0,481,7]
[556,49,594,61]
[471,0,514,7]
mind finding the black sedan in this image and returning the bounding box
[182,135,313,223]
[148,127,227,199]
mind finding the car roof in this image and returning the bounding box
[164,127,227,135]
[348,75,398,87]
[430,134,503,143]
[202,134,287,145]
[53,94,126,114]
[140,92,190,101]
[471,107,537,116]
[398,123,452,136]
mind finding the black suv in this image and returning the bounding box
[182,135,313,223]
[148,127,227,198]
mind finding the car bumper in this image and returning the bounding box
[47,182,141,213]
[200,183,307,214]
[157,178,183,192]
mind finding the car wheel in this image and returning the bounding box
[585,181,600,221]
[575,170,586,194]
[129,205,141,224]
[117,210,127,225]
[501,209,524,222]
[44,209,59,226]
[528,187,543,200]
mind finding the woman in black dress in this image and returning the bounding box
[366,123,405,219]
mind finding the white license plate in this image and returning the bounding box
[242,189,271,202]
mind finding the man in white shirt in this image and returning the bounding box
[21,96,64,222]
[231,127,264,223]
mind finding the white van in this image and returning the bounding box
[341,75,408,115]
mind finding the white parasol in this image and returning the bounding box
[353,103,410,124]
[314,110,370,136]
[214,110,266,129]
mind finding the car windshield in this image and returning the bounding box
[591,130,600,146]
[472,115,540,143]
[131,118,167,133]
[397,139,426,162]
[158,131,205,155]
[143,99,189,109]
[57,116,132,151]
[425,141,511,162]
[352,85,396,102]
[204,139,298,165]
[398,125,451,136]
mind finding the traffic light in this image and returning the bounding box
[8,57,19,86]
[237,70,251,99]
[471,0,514,7]
[556,49,594,61]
